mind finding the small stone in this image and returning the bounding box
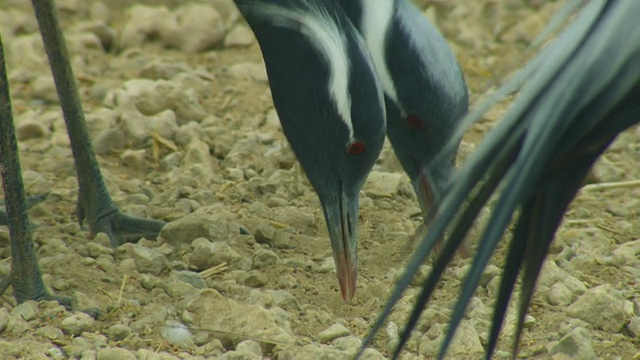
[267,290,299,311]
[107,324,131,341]
[96,347,137,360]
[236,340,262,357]
[224,62,268,83]
[254,224,276,246]
[627,317,640,338]
[87,242,114,258]
[17,119,50,140]
[566,284,627,332]
[11,301,39,321]
[160,205,242,246]
[612,240,640,265]
[332,335,362,351]
[364,171,405,198]
[243,270,267,288]
[419,322,484,358]
[317,323,351,343]
[187,238,249,271]
[316,257,336,274]
[60,312,96,336]
[548,327,597,360]
[169,270,207,289]
[548,282,574,306]
[0,308,9,333]
[167,4,225,53]
[224,25,254,47]
[120,149,147,169]
[130,244,168,275]
[119,5,177,49]
[252,248,279,268]
[5,314,31,334]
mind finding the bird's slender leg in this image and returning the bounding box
[0,33,70,305]
[31,0,165,247]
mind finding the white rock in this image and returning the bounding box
[317,323,351,343]
[566,284,627,332]
[119,5,177,49]
[168,4,225,53]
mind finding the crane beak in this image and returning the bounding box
[322,189,359,303]
[413,171,437,225]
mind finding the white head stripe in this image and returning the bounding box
[251,2,354,139]
[360,0,400,107]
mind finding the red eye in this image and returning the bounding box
[346,141,367,155]
[407,114,425,130]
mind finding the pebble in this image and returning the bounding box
[16,117,50,140]
[254,223,276,246]
[120,149,147,169]
[612,239,640,265]
[107,324,131,341]
[277,344,344,360]
[119,79,207,124]
[12,300,39,321]
[418,322,484,358]
[624,317,640,339]
[169,4,225,53]
[547,327,597,360]
[224,62,268,83]
[331,335,362,352]
[266,290,299,311]
[63,336,92,358]
[0,308,9,333]
[364,171,405,198]
[6,314,32,334]
[224,25,254,48]
[186,238,249,271]
[236,340,262,357]
[566,284,627,332]
[160,205,242,246]
[185,289,295,348]
[60,313,96,336]
[317,323,351,343]
[119,5,176,49]
[169,270,207,289]
[96,347,137,360]
[86,242,114,259]
[252,248,280,268]
[130,244,168,275]
[218,350,261,360]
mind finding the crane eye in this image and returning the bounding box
[407,114,425,130]
[346,141,367,155]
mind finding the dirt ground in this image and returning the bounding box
[1,0,639,359]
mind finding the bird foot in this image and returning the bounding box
[0,272,73,308]
[85,209,166,247]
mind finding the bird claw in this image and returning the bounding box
[83,209,166,247]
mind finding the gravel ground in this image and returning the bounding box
[1,0,639,359]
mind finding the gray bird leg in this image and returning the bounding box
[0,33,70,305]
[31,0,165,247]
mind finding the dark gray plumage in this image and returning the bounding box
[359,0,640,358]
[338,0,468,216]
[234,0,387,301]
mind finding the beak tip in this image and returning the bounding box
[338,266,358,303]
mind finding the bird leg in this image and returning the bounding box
[0,33,71,306]
[31,0,166,247]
